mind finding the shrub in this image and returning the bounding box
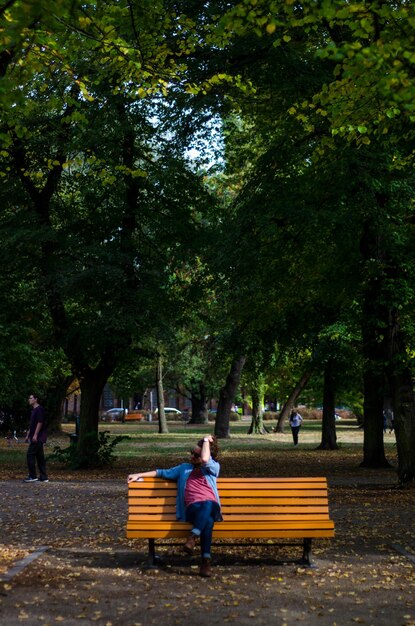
[207,410,241,422]
[230,411,241,421]
[48,430,130,469]
[262,411,278,421]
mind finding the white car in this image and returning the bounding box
[153,407,182,417]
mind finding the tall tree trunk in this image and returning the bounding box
[361,367,390,467]
[44,373,73,434]
[189,383,208,424]
[317,363,339,450]
[215,355,246,439]
[360,220,390,468]
[156,355,168,434]
[275,372,311,433]
[247,386,267,434]
[392,367,415,484]
[386,310,415,484]
[77,365,112,467]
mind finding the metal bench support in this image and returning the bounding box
[299,538,316,568]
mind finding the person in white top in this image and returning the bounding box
[289,409,303,446]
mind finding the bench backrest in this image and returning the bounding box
[128,477,332,522]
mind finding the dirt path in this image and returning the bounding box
[1,456,415,626]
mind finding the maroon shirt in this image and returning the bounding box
[29,405,47,443]
[184,467,217,508]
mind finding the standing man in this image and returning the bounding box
[24,394,48,483]
[289,408,303,447]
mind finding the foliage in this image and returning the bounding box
[48,430,130,469]
[0,0,222,459]
[213,0,415,150]
[1,0,415,474]
[208,410,241,422]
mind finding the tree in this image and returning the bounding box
[214,355,246,439]
[245,365,268,435]
[205,1,415,478]
[0,3,217,464]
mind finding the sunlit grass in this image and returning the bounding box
[1,419,397,468]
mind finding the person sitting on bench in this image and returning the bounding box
[127,435,222,577]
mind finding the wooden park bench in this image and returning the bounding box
[127,477,335,567]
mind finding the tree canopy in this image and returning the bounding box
[1,0,415,480]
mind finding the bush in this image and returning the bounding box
[298,408,322,420]
[294,407,357,421]
[262,411,278,421]
[207,410,241,422]
[230,411,241,421]
[48,430,130,469]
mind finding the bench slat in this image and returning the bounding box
[127,520,334,530]
[129,505,330,514]
[129,513,330,521]
[127,530,335,539]
[129,497,330,506]
[129,487,328,496]
[128,477,329,488]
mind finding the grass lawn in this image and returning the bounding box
[0,419,398,476]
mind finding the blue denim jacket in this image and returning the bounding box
[156,458,222,521]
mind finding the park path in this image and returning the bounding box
[0,472,415,626]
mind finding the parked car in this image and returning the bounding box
[103,408,127,422]
[153,407,182,418]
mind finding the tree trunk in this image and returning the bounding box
[361,367,390,468]
[247,386,267,434]
[316,363,339,450]
[189,384,208,424]
[156,355,168,434]
[44,373,73,434]
[386,310,415,484]
[275,372,311,433]
[392,368,415,484]
[77,365,111,467]
[360,220,390,469]
[215,355,246,439]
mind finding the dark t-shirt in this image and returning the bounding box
[29,405,47,443]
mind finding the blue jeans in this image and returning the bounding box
[185,500,220,558]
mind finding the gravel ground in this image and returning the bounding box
[1,453,415,626]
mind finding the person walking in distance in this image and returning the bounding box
[289,409,303,447]
[24,394,48,483]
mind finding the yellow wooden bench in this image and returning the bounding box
[127,476,335,568]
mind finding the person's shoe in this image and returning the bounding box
[39,478,49,482]
[199,558,212,577]
[184,533,197,554]
[23,477,38,483]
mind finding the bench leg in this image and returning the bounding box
[300,538,316,568]
[148,539,156,568]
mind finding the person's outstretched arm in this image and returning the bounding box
[127,470,157,483]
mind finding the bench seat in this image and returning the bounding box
[127,477,335,567]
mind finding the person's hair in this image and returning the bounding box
[30,393,40,402]
[198,436,219,460]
